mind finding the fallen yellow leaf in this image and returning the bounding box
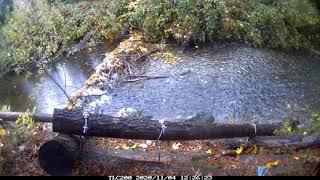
[121,144,130,150]
[139,46,148,53]
[172,142,181,150]
[252,144,257,154]
[139,143,148,149]
[236,146,243,155]
[130,143,138,149]
[266,161,279,168]
[0,128,6,136]
[206,148,212,154]
[146,140,153,146]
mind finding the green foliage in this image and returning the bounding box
[0,105,10,112]
[0,50,8,72]
[0,106,40,175]
[15,108,38,137]
[0,0,319,74]
[0,0,128,74]
[0,107,38,149]
[129,0,320,49]
[273,119,298,136]
[274,112,320,136]
[310,112,320,134]
[0,105,10,175]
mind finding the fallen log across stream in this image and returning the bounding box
[1,108,282,140]
[53,109,281,140]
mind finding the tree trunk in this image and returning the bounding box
[38,134,81,176]
[53,109,281,140]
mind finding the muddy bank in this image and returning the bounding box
[74,35,320,124]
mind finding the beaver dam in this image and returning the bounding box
[70,34,320,126]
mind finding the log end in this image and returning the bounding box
[38,138,77,176]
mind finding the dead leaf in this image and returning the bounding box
[130,143,138,149]
[0,128,6,136]
[252,144,257,154]
[146,140,153,146]
[139,143,148,149]
[121,144,130,150]
[266,161,279,168]
[236,146,243,155]
[206,148,212,154]
[172,142,181,150]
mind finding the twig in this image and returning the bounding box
[133,49,159,62]
[62,64,67,92]
[123,60,132,75]
[121,76,168,83]
[44,69,76,107]
[127,75,164,78]
[79,92,109,98]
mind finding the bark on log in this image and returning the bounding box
[53,109,282,140]
[38,134,81,176]
[0,112,52,123]
[212,134,320,150]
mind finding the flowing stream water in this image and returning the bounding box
[92,43,320,123]
[1,42,319,124]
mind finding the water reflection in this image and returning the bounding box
[35,62,89,113]
[0,41,114,114]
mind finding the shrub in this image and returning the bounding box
[0,0,319,74]
[274,112,320,136]
[0,106,40,175]
[1,0,128,74]
[129,0,320,49]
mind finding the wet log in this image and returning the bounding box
[212,134,320,150]
[53,109,281,140]
[251,134,320,150]
[38,134,81,176]
[0,112,52,123]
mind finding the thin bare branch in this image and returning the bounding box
[44,69,76,107]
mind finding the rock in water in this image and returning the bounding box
[117,107,141,118]
[187,112,215,123]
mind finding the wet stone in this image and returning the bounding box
[187,112,215,123]
[117,107,142,118]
